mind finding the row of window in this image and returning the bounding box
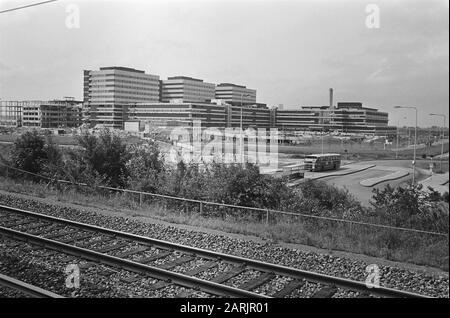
[90,90,157,96]
[90,73,158,81]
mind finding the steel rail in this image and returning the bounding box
[0,226,268,298]
[0,204,431,298]
[0,273,64,298]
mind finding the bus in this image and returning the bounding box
[304,153,341,172]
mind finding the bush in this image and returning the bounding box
[126,141,165,193]
[76,130,130,187]
[10,130,63,179]
[370,183,449,233]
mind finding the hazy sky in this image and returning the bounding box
[0,0,448,127]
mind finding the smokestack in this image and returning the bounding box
[329,88,334,109]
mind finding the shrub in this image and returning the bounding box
[76,129,130,187]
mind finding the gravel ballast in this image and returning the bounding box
[0,192,448,298]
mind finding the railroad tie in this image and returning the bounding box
[183,261,218,277]
[59,255,77,262]
[272,279,305,298]
[120,275,141,284]
[3,219,35,228]
[147,280,172,291]
[174,290,195,298]
[311,286,338,298]
[238,272,276,291]
[58,232,93,244]
[5,241,22,248]
[98,269,116,277]
[77,235,116,248]
[174,290,206,298]
[95,242,129,254]
[159,255,194,270]
[29,224,66,236]
[18,222,48,231]
[115,246,149,258]
[211,265,246,284]
[136,250,172,264]
[78,262,96,270]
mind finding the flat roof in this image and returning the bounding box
[167,76,204,82]
[99,66,145,73]
[217,83,247,88]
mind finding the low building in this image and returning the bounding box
[22,98,82,128]
[0,101,23,127]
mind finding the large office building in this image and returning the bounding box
[298,102,394,135]
[127,101,228,128]
[215,83,257,106]
[226,105,273,129]
[80,67,393,135]
[84,66,160,129]
[160,76,216,103]
[124,100,394,136]
[125,100,274,130]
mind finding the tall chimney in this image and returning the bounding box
[329,88,333,109]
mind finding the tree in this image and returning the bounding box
[76,129,130,187]
[126,141,165,193]
[11,130,47,175]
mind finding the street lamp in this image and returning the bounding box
[394,106,418,184]
[429,113,446,171]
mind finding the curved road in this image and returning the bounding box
[319,160,427,206]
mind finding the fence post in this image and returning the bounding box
[139,193,143,207]
[199,201,203,215]
[266,209,269,225]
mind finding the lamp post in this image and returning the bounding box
[394,106,418,184]
[429,113,446,172]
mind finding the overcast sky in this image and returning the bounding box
[0,0,448,127]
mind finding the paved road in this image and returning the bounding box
[317,160,422,206]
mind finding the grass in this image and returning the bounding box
[0,175,447,271]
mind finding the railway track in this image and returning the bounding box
[0,273,64,298]
[0,204,431,298]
